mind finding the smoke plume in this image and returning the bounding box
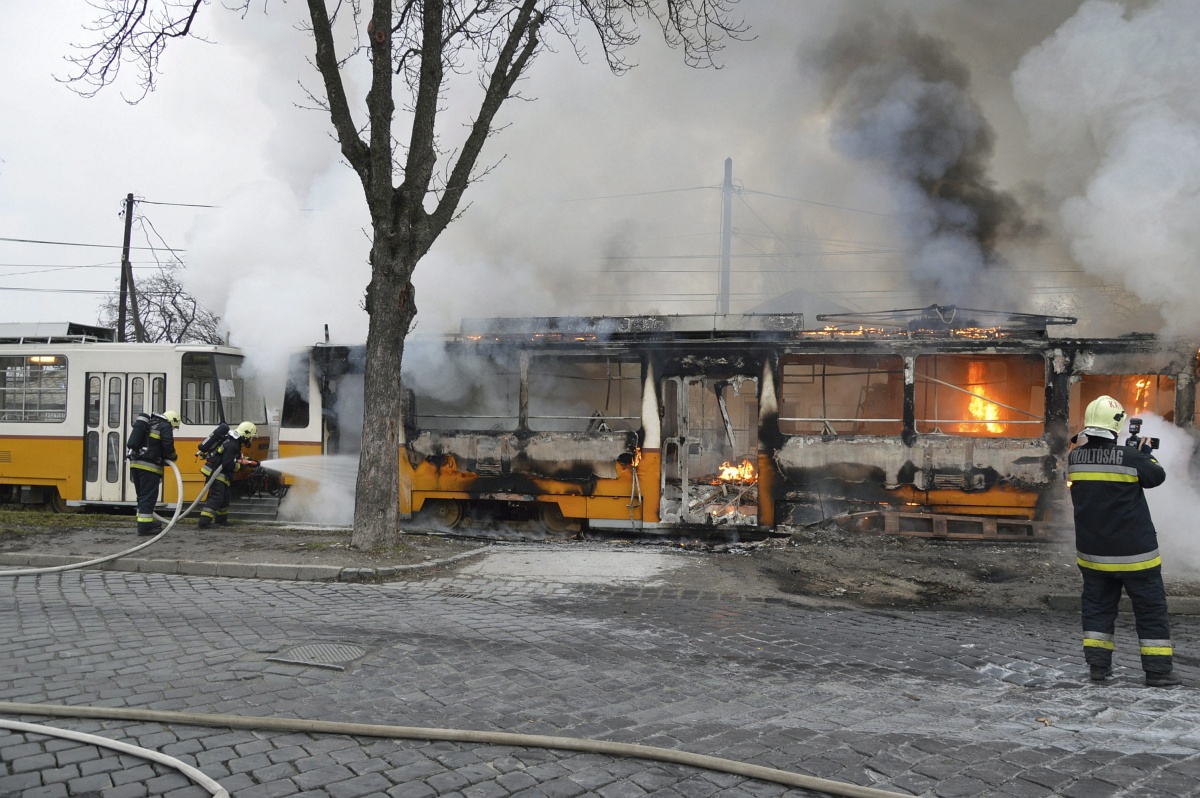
[813,7,1032,306]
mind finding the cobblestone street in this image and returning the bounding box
[2,558,1200,797]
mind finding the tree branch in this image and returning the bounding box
[306,0,373,192]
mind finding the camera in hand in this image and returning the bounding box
[1126,417,1160,451]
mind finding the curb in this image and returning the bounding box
[0,545,491,583]
[1046,594,1200,615]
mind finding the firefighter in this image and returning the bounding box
[1067,395,1180,687]
[198,421,257,529]
[128,410,180,536]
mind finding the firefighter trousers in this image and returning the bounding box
[130,468,162,534]
[199,476,231,528]
[1080,565,1173,675]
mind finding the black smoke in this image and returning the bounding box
[814,8,1034,305]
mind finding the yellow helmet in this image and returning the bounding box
[236,421,258,440]
[1084,395,1126,434]
[161,410,181,429]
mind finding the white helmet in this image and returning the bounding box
[161,410,181,429]
[236,421,258,440]
[1083,395,1126,435]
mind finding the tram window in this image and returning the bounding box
[85,431,99,482]
[107,377,122,427]
[1074,374,1176,429]
[0,355,68,422]
[87,376,101,428]
[214,353,267,424]
[106,432,120,483]
[131,377,145,419]
[183,382,199,425]
[281,353,310,428]
[407,349,518,432]
[779,354,903,436]
[528,356,641,432]
[182,353,219,424]
[151,377,165,414]
[914,354,1045,438]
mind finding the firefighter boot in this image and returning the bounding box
[197,515,213,530]
[1146,671,1182,687]
[137,521,163,537]
[1090,666,1113,682]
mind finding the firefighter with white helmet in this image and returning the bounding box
[127,409,180,536]
[1067,395,1179,687]
[197,421,258,529]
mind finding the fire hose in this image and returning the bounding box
[0,461,222,578]
[0,701,911,798]
[0,718,228,798]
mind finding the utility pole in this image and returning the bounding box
[118,193,146,342]
[718,158,733,315]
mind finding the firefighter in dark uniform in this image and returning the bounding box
[128,410,180,536]
[1067,395,1180,687]
[198,421,257,529]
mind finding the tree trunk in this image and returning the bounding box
[351,247,417,550]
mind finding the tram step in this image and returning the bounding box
[228,495,281,523]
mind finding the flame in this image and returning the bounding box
[958,362,1005,434]
[1131,377,1152,415]
[718,460,756,483]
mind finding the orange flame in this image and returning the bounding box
[718,460,756,482]
[1131,377,1152,415]
[958,362,1005,434]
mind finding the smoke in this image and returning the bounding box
[1130,415,1200,577]
[811,6,1033,307]
[1013,0,1200,337]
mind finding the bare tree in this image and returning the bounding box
[99,262,225,345]
[69,0,747,549]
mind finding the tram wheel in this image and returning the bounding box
[535,503,578,537]
[45,488,79,514]
[420,499,466,529]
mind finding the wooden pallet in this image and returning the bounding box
[836,510,1069,541]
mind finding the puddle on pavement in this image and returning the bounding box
[456,547,685,584]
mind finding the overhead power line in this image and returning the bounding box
[138,199,217,208]
[0,235,184,253]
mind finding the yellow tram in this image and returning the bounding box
[0,322,270,511]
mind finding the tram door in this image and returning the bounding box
[84,373,164,503]
[660,375,759,525]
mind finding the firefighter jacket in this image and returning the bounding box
[200,432,246,485]
[129,415,178,476]
[1068,435,1166,572]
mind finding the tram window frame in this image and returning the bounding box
[1075,374,1177,430]
[281,352,311,429]
[214,353,267,425]
[0,354,69,423]
[778,354,904,436]
[180,352,267,426]
[408,347,519,432]
[914,353,1046,438]
[182,353,219,425]
[527,355,642,433]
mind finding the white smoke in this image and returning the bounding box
[1013,0,1200,337]
[1134,414,1200,577]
